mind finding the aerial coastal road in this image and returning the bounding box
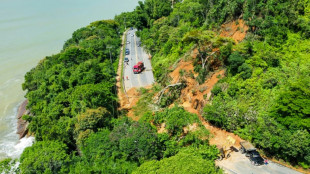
[123,29,155,91]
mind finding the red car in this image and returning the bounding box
[133,61,144,74]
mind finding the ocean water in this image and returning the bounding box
[0,0,139,160]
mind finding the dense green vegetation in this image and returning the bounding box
[204,33,310,167]
[5,0,307,172]
[14,2,221,172]
[116,0,310,169]
[133,145,221,174]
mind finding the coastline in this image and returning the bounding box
[16,100,29,139]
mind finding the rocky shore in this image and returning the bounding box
[16,100,30,139]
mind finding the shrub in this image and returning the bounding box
[211,86,222,96]
[228,52,245,75]
[238,63,252,79]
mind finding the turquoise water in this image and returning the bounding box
[0,0,139,160]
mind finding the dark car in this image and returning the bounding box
[124,57,129,62]
[249,151,264,166]
[125,49,130,55]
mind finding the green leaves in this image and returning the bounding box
[154,106,199,136]
[271,79,310,130]
[21,20,121,172]
[20,141,71,174]
[204,31,310,166]
[133,145,222,174]
[228,51,245,75]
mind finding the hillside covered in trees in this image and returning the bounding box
[1,0,309,173]
[116,0,310,170]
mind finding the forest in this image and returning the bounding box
[1,0,309,173]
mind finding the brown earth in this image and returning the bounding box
[168,57,243,149]
[220,19,249,43]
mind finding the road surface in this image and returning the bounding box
[216,151,302,174]
[123,29,155,91]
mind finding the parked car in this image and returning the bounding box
[124,57,129,62]
[249,151,264,166]
[240,141,256,154]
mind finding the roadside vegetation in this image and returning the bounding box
[1,0,309,173]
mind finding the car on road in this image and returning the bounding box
[249,151,264,166]
[240,141,264,166]
[125,49,130,55]
[124,57,129,62]
[126,41,130,44]
[131,34,134,37]
[133,61,144,74]
[240,141,256,154]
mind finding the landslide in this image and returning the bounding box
[118,18,308,173]
[118,19,248,149]
[117,0,310,172]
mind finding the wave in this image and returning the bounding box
[0,102,34,161]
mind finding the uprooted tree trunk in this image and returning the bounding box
[198,46,219,69]
[155,83,182,104]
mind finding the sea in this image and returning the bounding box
[0,0,139,160]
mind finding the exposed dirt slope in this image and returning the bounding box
[220,19,248,43]
[168,58,243,149]
[165,19,250,150]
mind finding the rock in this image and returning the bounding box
[16,100,30,139]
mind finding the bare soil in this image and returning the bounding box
[220,19,249,43]
[168,58,243,149]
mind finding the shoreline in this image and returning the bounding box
[16,100,29,139]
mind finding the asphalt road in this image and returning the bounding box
[216,151,302,174]
[123,29,155,91]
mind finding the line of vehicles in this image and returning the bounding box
[124,48,145,74]
[125,28,145,74]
